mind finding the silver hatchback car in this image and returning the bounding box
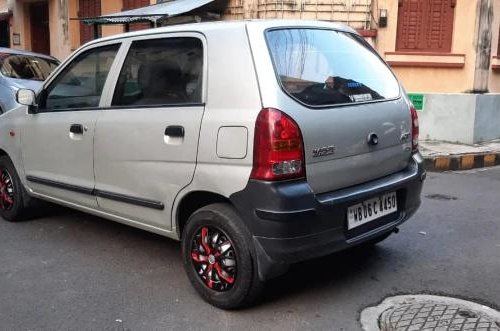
[1,20,424,309]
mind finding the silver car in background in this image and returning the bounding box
[0,48,59,113]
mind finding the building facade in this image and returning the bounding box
[224,0,500,93]
[0,0,155,59]
[0,0,499,94]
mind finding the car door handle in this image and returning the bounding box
[69,124,84,135]
[165,126,185,137]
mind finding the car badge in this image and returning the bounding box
[312,145,336,158]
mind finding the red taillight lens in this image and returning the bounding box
[250,108,305,181]
[410,104,419,153]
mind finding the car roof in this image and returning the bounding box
[83,19,357,47]
[0,47,59,62]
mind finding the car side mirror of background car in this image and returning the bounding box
[16,89,36,106]
[16,89,38,114]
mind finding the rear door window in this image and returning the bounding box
[112,37,203,107]
[266,28,400,107]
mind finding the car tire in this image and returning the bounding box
[0,155,39,222]
[181,203,263,309]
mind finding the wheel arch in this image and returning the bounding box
[0,148,10,158]
[175,190,230,238]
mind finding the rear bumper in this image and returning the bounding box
[230,153,425,281]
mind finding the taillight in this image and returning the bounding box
[410,104,419,153]
[250,108,305,181]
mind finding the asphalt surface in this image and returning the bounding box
[1,167,500,330]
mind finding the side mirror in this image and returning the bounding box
[16,89,36,106]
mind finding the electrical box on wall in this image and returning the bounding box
[379,9,388,28]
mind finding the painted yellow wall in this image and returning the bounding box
[101,0,124,38]
[8,0,29,51]
[49,0,72,60]
[68,0,79,51]
[376,0,478,93]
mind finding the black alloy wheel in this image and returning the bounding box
[190,225,237,291]
[182,203,263,309]
[0,168,15,211]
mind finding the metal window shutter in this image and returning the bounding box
[122,0,151,31]
[396,0,455,53]
[122,0,150,11]
[79,0,101,45]
[396,0,425,51]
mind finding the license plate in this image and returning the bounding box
[347,192,397,230]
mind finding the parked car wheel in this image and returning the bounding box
[0,156,39,222]
[181,203,263,309]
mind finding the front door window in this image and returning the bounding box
[42,44,119,111]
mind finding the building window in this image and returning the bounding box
[396,0,456,53]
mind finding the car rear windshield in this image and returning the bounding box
[266,28,400,107]
[0,54,59,81]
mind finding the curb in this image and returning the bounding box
[424,152,500,172]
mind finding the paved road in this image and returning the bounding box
[1,167,500,330]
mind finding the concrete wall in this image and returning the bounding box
[474,95,500,142]
[418,93,500,144]
[419,94,477,144]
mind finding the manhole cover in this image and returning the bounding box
[361,295,500,331]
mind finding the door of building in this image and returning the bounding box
[0,20,9,47]
[30,2,50,54]
[79,0,101,45]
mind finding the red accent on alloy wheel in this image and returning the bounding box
[214,262,235,284]
[0,169,14,211]
[200,227,212,254]
[191,226,237,291]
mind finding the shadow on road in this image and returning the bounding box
[22,206,393,307]
[260,245,385,305]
